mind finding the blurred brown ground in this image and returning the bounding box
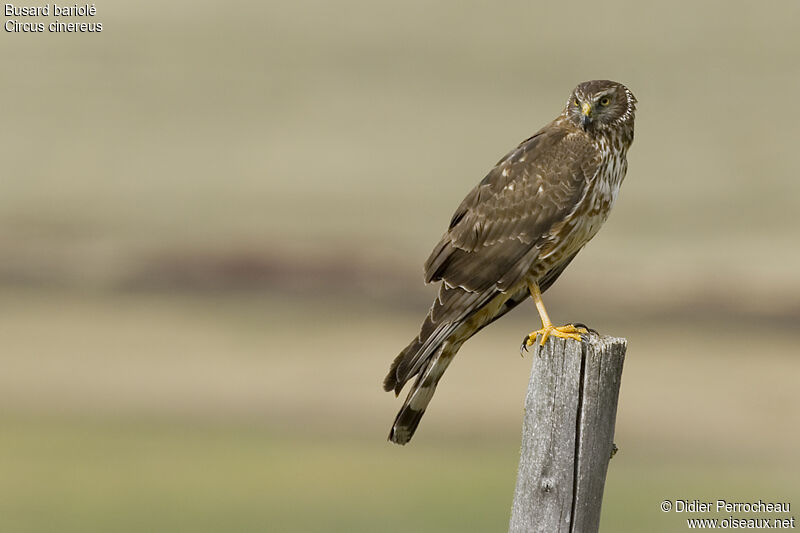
[1,1,798,531]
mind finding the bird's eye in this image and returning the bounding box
[574,98,581,107]
[599,96,611,107]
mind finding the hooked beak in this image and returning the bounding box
[580,101,593,128]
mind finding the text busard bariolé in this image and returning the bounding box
[5,3,103,33]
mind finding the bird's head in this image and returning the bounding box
[566,80,636,133]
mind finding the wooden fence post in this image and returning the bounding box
[509,334,627,533]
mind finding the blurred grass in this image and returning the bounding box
[0,287,798,531]
[1,416,796,533]
[0,416,516,533]
[1,1,800,296]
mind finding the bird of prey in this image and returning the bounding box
[383,80,637,445]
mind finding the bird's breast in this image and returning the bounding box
[537,150,628,271]
[574,152,627,241]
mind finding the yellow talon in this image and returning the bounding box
[525,323,588,346]
[523,280,587,349]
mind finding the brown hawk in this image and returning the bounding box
[383,80,637,445]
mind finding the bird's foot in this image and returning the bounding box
[571,322,599,336]
[520,323,588,353]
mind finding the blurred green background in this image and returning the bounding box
[2,1,799,531]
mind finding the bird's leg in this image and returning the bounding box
[522,281,587,348]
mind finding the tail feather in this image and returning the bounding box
[384,255,580,444]
[384,285,494,396]
[383,284,505,445]
[388,346,456,445]
[383,337,421,394]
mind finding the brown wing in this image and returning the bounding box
[424,121,600,294]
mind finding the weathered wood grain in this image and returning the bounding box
[508,334,627,533]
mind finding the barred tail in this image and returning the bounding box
[383,256,579,445]
[388,345,456,445]
[383,285,501,445]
